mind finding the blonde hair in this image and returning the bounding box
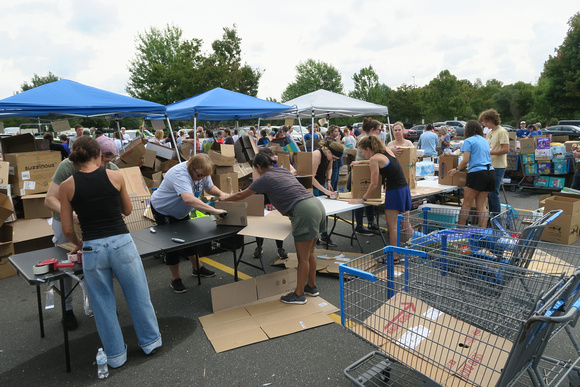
[393,121,404,130]
[187,153,213,176]
[155,129,164,140]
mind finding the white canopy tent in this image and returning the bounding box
[267,89,391,151]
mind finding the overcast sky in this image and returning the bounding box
[0,1,578,102]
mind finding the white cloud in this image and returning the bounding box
[0,0,577,105]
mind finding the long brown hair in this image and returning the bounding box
[464,120,484,138]
[358,135,386,154]
[362,117,382,134]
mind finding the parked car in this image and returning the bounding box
[558,120,580,127]
[541,125,580,139]
[403,127,418,142]
[502,124,516,132]
[410,124,425,138]
[444,120,467,137]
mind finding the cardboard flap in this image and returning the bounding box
[238,210,292,240]
[0,161,9,185]
[214,201,247,226]
[239,194,264,216]
[120,167,150,197]
[209,150,235,166]
[260,312,333,339]
[256,268,297,300]
[277,153,291,171]
[211,278,257,312]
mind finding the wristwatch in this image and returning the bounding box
[362,196,367,202]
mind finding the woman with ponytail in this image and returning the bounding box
[349,135,412,257]
[59,136,161,368]
[311,139,345,247]
[223,152,326,305]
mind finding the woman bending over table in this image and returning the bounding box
[223,153,326,305]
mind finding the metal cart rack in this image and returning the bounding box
[340,217,580,387]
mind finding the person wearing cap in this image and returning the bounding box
[96,132,119,157]
[417,123,438,157]
[303,125,320,142]
[44,134,121,331]
[516,121,529,138]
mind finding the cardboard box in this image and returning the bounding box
[565,141,580,152]
[536,135,551,149]
[524,163,538,174]
[214,165,234,174]
[519,138,536,154]
[239,194,264,216]
[551,145,566,159]
[211,172,238,195]
[208,147,235,166]
[11,218,54,254]
[553,159,569,174]
[118,136,146,167]
[0,257,16,279]
[21,193,52,219]
[0,224,14,261]
[0,133,36,154]
[506,155,519,170]
[537,162,551,174]
[535,148,552,160]
[438,154,459,185]
[541,196,580,244]
[295,152,313,175]
[549,176,566,189]
[452,171,467,187]
[178,142,196,160]
[0,161,9,186]
[142,148,157,169]
[5,151,61,195]
[276,153,292,171]
[145,141,176,160]
[159,159,179,173]
[534,176,549,187]
[521,153,535,164]
[199,269,337,353]
[214,201,247,226]
[233,162,253,179]
[120,167,150,197]
[398,146,417,189]
[552,135,569,143]
[0,193,14,227]
[351,164,381,199]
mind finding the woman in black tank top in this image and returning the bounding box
[348,135,413,255]
[60,137,161,368]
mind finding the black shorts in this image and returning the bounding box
[466,170,496,192]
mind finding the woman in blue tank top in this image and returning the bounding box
[60,136,161,369]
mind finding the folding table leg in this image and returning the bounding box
[59,278,71,372]
[36,285,45,338]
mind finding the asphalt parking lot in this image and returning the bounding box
[0,188,578,386]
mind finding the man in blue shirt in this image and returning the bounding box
[516,121,530,138]
[303,125,320,141]
[417,123,438,156]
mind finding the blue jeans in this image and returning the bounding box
[82,233,161,368]
[488,168,505,216]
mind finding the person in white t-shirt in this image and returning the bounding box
[342,128,357,149]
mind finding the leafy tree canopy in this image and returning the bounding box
[19,71,60,93]
[281,59,343,102]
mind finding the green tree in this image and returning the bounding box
[350,65,390,106]
[421,70,471,121]
[387,84,423,124]
[281,59,343,101]
[19,71,60,93]
[535,12,580,119]
[126,24,261,105]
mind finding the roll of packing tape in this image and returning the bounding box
[33,264,50,275]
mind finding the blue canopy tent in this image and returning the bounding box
[153,87,294,155]
[0,79,166,118]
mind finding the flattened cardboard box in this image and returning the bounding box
[295,152,313,175]
[0,161,9,186]
[211,172,238,195]
[120,167,150,197]
[214,201,247,226]
[200,269,338,353]
[11,218,54,254]
[145,141,176,160]
[5,151,61,195]
[283,248,370,274]
[364,293,512,386]
[0,192,15,227]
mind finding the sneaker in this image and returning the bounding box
[304,284,319,297]
[61,310,78,331]
[355,225,373,236]
[253,247,263,259]
[280,291,307,305]
[277,248,289,260]
[315,240,324,249]
[170,278,187,293]
[192,266,216,278]
[367,222,380,232]
[320,235,338,247]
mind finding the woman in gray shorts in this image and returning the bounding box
[224,153,325,305]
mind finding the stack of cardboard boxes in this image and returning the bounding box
[540,193,580,245]
[438,154,467,187]
[518,135,570,189]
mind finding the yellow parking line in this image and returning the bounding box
[199,257,253,280]
[329,313,342,324]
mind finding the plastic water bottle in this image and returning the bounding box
[96,348,109,379]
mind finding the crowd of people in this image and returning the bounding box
[39,109,515,369]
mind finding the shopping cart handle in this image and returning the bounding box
[383,245,428,258]
[527,296,580,325]
[339,263,377,282]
